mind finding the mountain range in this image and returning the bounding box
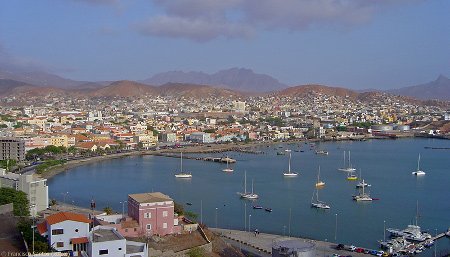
[141,68,287,92]
[0,66,449,101]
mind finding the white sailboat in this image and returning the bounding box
[175,152,192,178]
[315,166,325,187]
[352,179,372,201]
[311,187,330,209]
[338,151,356,172]
[239,171,258,199]
[412,154,426,176]
[222,155,233,172]
[283,152,298,177]
[356,169,371,188]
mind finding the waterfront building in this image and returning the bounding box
[158,132,177,143]
[189,132,214,143]
[127,192,180,236]
[0,169,48,212]
[0,137,25,161]
[89,226,148,257]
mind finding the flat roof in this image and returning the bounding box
[92,228,123,242]
[128,192,172,204]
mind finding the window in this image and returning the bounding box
[162,211,168,217]
[75,229,79,232]
[163,223,167,229]
[146,224,151,230]
[134,228,137,231]
[144,212,151,218]
[99,250,108,255]
[52,229,64,235]
[56,242,64,247]
[118,248,122,250]
[125,229,128,232]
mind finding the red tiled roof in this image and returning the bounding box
[37,221,47,234]
[71,237,89,244]
[45,212,90,225]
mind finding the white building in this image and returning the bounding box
[189,132,214,143]
[37,212,91,252]
[0,169,48,212]
[233,101,246,112]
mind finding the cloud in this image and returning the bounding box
[136,0,419,41]
[136,15,253,42]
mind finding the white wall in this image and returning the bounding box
[49,220,90,252]
[89,237,126,257]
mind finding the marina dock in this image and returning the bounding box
[150,152,237,163]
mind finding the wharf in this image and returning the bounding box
[151,153,237,163]
[210,228,372,257]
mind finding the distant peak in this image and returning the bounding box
[436,74,448,82]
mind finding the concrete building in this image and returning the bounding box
[189,132,214,143]
[0,137,25,161]
[127,192,180,236]
[37,212,91,252]
[89,226,148,257]
[0,169,49,212]
[233,101,246,112]
[158,132,177,143]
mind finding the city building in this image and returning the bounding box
[233,101,246,112]
[0,137,25,161]
[158,132,177,143]
[0,169,49,212]
[127,192,180,236]
[189,132,214,143]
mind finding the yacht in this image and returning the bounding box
[238,171,259,200]
[338,151,356,172]
[347,171,358,181]
[175,152,192,178]
[387,225,431,242]
[356,169,371,188]
[412,154,426,176]
[283,152,298,177]
[352,180,372,201]
[311,187,330,209]
[315,150,329,155]
[315,166,325,187]
[222,155,234,172]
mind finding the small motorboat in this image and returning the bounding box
[253,205,263,209]
[265,208,273,212]
[186,202,192,206]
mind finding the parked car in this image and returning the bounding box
[336,244,345,250]
[348,245,356,252]
[370,250,379,255]
[355,248,365,253]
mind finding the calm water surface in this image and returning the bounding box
[48,138,450,250]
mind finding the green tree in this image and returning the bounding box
[174,202,184,215]
[103,206,113,215]
[187,247,206,257]
[185,211,198,221]
[17,218,50,252]
[0,188,30,216]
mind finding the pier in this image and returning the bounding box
[211,228,372,257]
[150,153,237,163]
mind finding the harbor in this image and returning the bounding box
[47,138,450,252]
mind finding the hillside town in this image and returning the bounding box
[1,88,449,257]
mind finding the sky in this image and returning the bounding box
[0,0,449,89]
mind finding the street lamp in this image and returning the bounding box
[383,220,386,242]
[215,207,218,228]
[248,214,252,232]
[61,191,69,206]
[120,201,127,218]
[334,213,338,242]
[283,225,286,237]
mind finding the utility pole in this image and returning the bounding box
[288,208,292,237]
[383,220,386,242]
[200,200,203,225]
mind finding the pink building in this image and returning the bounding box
[128,192,180,236]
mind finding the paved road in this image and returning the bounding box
[211,228,372,257]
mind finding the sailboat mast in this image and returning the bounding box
[244,171,247,194]
[416,200,419,226]
[317,166,321,183]
[288,153,291,173]
[417,154,420,171]
[348,151,352,168]
[180,152,183,173]
[251,179,254,194]
[343,151,346,167]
